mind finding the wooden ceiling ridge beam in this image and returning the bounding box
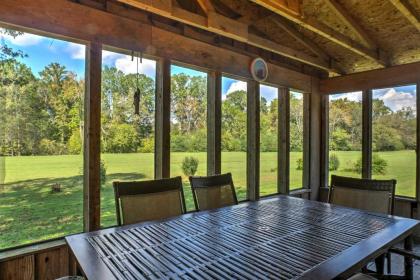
[116,0,339,74]
[250,0,387,66]
[389,0,420,32]
[323,0,378,49]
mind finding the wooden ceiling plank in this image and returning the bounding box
[116,0,338,73]
[195,0,215,15]
[250,0,386,66]
[389,0,420,32]
[323,0,377,49]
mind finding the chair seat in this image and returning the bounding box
[348,273,377,280]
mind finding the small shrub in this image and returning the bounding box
[138,137,154,153]
[329,154,340,171]
[67,130,82,154]
[372,154,387,175]
[100,160,107,186]
[181,157,199,177]
[51,183,62,193]
[352,154,387,175]
[296,158,303,170]
[39,139,67,155]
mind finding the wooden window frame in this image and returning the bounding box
[321,84,420,201]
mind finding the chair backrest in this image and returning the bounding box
[329,175,396,215]
[113,176,186,226]
[189,173,238,211]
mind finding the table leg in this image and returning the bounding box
[404,235,414,280]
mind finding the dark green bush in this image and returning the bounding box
[329,154,340,171]
[352,154,387,175]
[100,160,107,186]
[296,158,303,170]
[181,157,199,177]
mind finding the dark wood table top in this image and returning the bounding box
[66,195,419,280]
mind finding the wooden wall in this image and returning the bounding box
[0,243,71,280]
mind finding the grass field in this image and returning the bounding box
[0,150,415,250]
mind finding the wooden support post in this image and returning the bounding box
[416,81,420,209]
[320,94,329,188]
[247,80,260,201]
[83,42,102,232]
[278,87,290,194]
[207,71,222,175]
[362,89,372,179]
[302,93,310,190]
[155,58,171,179]
[309,77,322,200]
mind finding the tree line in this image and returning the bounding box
[329,97,416,151]
[0,29,305,156]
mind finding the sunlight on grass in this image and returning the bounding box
[1,151,416,249]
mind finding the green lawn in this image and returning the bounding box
[0,150,416,250]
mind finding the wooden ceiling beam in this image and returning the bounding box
[320,61,420,93]
[323,0,378,49]
[270,17,328,61]
[116,0,339,74]
[250,0,387,66]
[195,0,215,15]
[389,0,420,32]
[269,17,345,74]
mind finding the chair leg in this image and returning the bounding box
[404,236,414,280]
[386,252,391,274]
[375,254,385,276]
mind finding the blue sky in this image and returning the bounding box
[3,28,415,110]
[1,29,278,101]
[330,85,417,112]
[0,30,86,79]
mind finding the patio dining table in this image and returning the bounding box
[66,195,419,280]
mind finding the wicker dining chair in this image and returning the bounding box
[189,173,238,211]
[329,175,396,215]
[113,176,186,226]
[329,175,396,276]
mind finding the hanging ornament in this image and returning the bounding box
[134,52,141,116]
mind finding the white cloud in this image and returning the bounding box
[223,80,247,100]
[102,50,123,63]
[226,81,247,94]
[102,51,156,77]
[260,85,278,103]
[66,42,85,59]
[330,91,363,102]
[0,32,44,46]
[375,88,416,112]
[114,55,156,77]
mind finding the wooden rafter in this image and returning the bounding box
[270,17,327,61]
[116,0,340,74]
[323,0,377,49]
[195,0,215,15]
[253,0,301,16]
[269,17,345,74]
[250,0,387,66]
[389,0,420,32]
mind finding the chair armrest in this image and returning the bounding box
[389,247,420,260]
